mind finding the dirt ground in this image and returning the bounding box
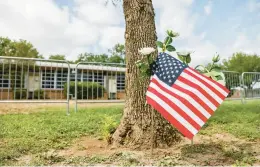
[16,133,260,166]
[0,102,124,115]
[2,102,259,165]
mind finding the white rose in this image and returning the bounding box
[138,47,156,55]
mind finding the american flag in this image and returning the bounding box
[146,52,230,139]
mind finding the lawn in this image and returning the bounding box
[0,101,259,165]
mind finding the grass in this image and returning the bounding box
[0,106,123,165]
[200,100,260,139]
[0,100,259,165]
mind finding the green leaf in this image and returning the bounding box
[186,55,191,64]
[164,36,172,45]
[166,45,176,52]
[211,76,218,81]
[156,41,163,48]
[177,55,185,62]
[216,75,223,80]
[135,60,142,68]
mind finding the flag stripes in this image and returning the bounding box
[147,67,229,139]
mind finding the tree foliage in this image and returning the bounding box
[49,54,66,60]
[108,43,125,63]
[1,37,126,64]
[75,53,109,63]
[75,43,125,64]
[222,52,260,73]
[0,37,42,58]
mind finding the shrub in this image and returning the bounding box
[64,81,105,99]
[13,89,27,99]
[33,89,49,99]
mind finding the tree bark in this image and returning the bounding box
[111,0,182,149]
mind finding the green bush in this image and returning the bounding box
[13,89,27,99]
[33,89,49,99]
[64,81,105,99]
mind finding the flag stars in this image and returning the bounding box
[153,53,187,85]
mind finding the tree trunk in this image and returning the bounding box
[111,0,182,149]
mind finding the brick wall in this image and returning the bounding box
[0,90,14,100]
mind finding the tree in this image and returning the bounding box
[75,53,109,63]
[0,37,16,56]
[108,43,125,63]
[222,52,260,73]
[49,54,66,60]
[111,0,181,148]
[108,55,124,64]
[0,37,42,58]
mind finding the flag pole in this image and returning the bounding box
[151,107,155,156]
[191,138,194,145]
[146,100,155,156]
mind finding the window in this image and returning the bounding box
[41,68,107,89]
[56,70,68,89]
[82,72,93,82]
[41,70,55,89]
[0,73,10,88]
[82,71,104,86]
[93,72,104,86]
[117,73,125,91]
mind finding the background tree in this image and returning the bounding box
[49,54,66,60]
[0,37,42,58]
[75,53,109,63]
[111,0,181,148]
[75,44,126,64]
[0,37,16,56]
[222,52,260,73]
[108,43,125,63]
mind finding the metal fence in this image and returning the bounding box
[0,56,71,115]
[242,72,260,101]
[223,71,243,101]
[1,55,260,114]
[74,62,126,112]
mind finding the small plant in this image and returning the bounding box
[157,156,178,166]
[176,51,193,65]
[195,53,226,85]
[156,30,178,52]
[135,47,156,79]
[136,29,226,84]
[101,116,119,143]
[135,30,179,79]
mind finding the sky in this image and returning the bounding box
[0,0,260,66]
